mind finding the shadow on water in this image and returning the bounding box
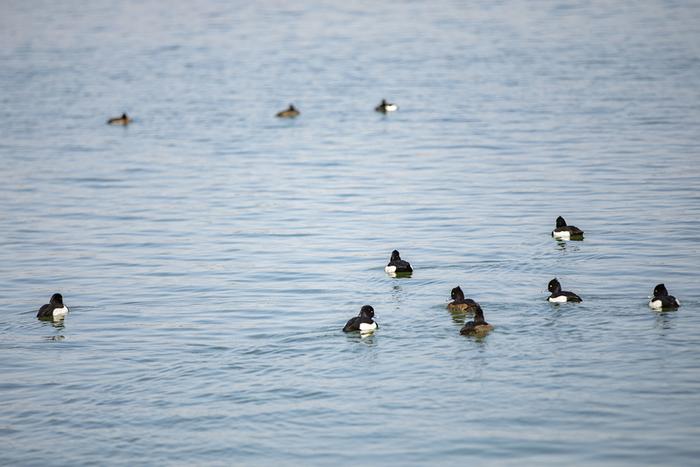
[554,238,583,252]
[543,306,566,323]
[460,332,491,347]
[652,308,677,333]
[390,283,404,310]
[344,331,377,346]
[43,334,66,342]
[447,306,473,326]
[386,271,413,282]
[39,318,66,341]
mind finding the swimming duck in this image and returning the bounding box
[375,99,398,113]
[459,304,493,335]
[551,216,584,240]
[37,293,69,320]
[107,113,132,125]
[648,283,680,310]
[547,278,582,303]
[447,286,479,312]
[385,250,413,276]
[343,305,379,333]
[276,104,300,118]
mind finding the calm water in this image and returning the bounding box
[2,1,700,465]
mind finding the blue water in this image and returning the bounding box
[2,1,700,465]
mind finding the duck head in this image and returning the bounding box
[50,293,64,307]
[548,278,561,294]
[653,283,668,298]
[359,305,375,319]
[451,286,465,301]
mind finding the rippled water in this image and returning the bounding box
[2,1,700,465]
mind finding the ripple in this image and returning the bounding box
[2,0,700,465]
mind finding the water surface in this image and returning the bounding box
[1,1,700,465]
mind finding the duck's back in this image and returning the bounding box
[37,303,54,318]
[392,259,413,273]
[553,225,584,238]
[460,321,493,335]
[448,299,478,312]
[343,316,360,332]
[549,291,582,303]
[650,295,680,309]
[562,291,582,302]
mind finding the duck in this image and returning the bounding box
[37,293,69,320]
[447,286,479,312]
[375,99,398,113]
[459,304,493,335]
[385,250,413,276]
[648,283,680,310]
[343,305,379,333]
[547,278,582,303]
[276,104,300,118]
[107,113,132,125]
[551,216,584,240]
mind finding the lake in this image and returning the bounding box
[1,0,700,465]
